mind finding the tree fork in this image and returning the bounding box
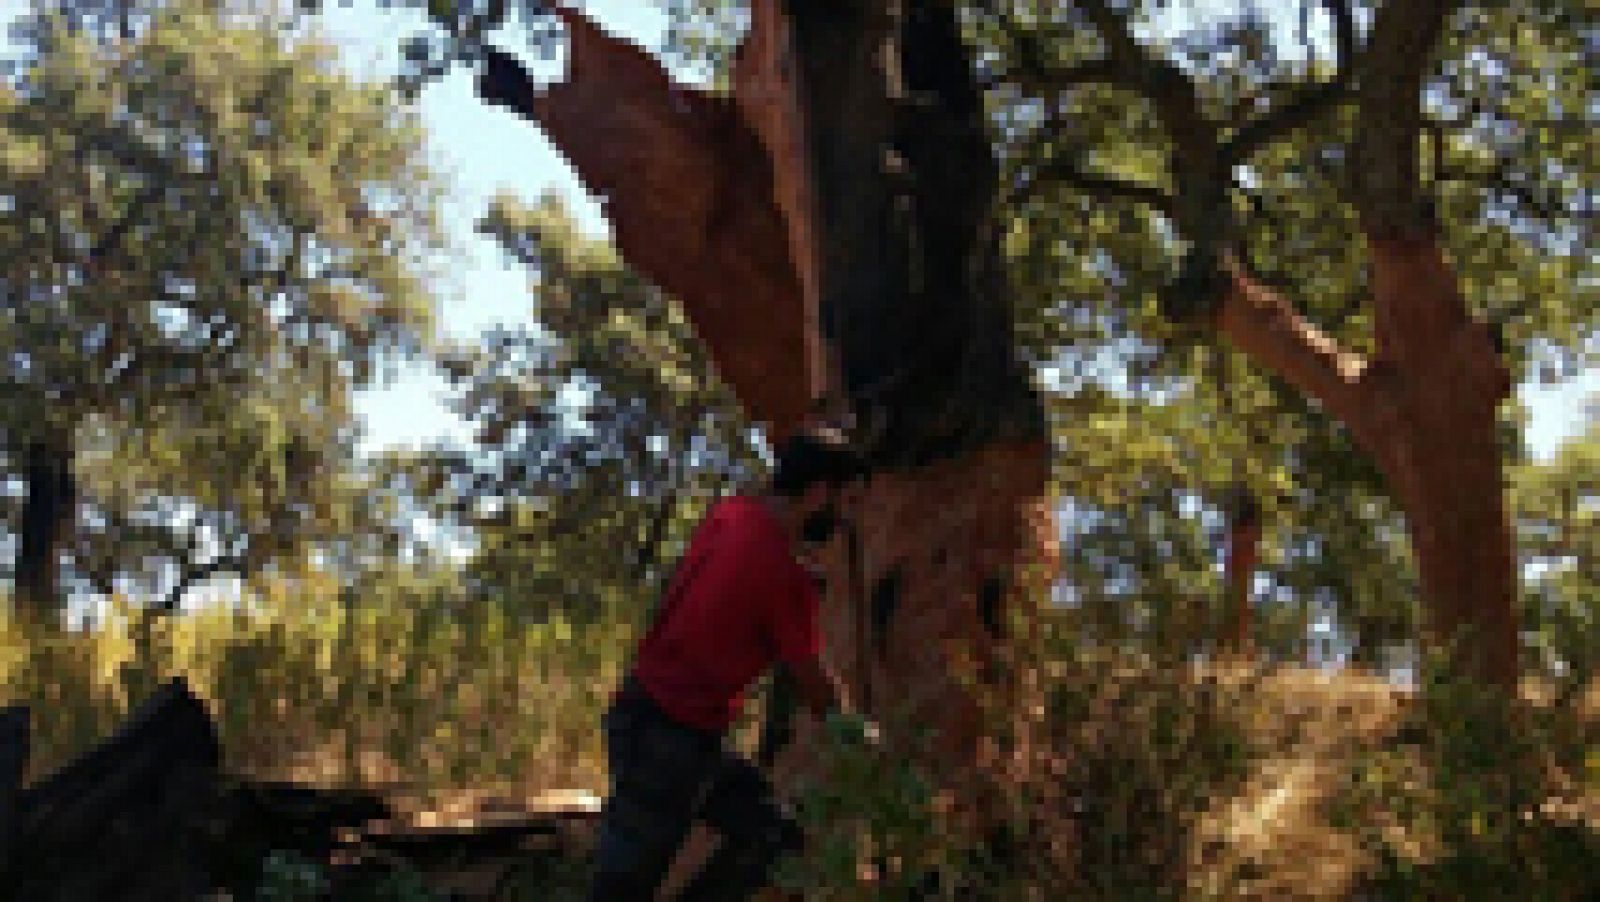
[1073,0,1517,687]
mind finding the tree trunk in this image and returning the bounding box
[1349,2,1518,687]
[491,0,1056,847]
[15,434,77,629]
[1080,0,1519,688]
[1222,487,1261,658]
[1363,236,1519,685]
[767,2,1055,843]
[1208,234,1517,685]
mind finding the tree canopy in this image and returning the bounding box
[1,0,442,621]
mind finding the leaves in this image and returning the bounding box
[1,0,441,616]
[402,195,762,623]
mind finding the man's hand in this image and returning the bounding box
[476,46,534,111]
[824,710,881,750]
[787,654,843,721]
[789,655,882,749]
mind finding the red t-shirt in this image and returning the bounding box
[629,496,822,732]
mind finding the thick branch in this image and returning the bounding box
[1013,149,1176,218]
[1323,0,1357,74]
[1222,77,1350,165]
[1075,0,1222,238]
[1353,0,1460,236]
[1005,57,1132,96]
[1221,2,1357,165]
[1079,0,1207,133]
[476,9,811,434]
[1211,256,1376,444]
[976,2,1125,94]
[86,182,163,270]
[1077,0,1147,71]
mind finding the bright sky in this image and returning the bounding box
[2,0,1593,464]
[312,0,670,457]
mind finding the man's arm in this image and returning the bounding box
[786,652,844,720]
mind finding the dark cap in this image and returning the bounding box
[770,427,868,497]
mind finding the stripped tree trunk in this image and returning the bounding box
[1072,0,1521,686]
[776,4,1054,836]
[1223,487,1262,658]
[485,0,1056,847]
[1199,235,1515,685]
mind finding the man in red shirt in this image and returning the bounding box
[586,429,869,901]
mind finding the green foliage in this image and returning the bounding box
[0,2,1591,897]
[975,0,1592,669]
[1024,644,1257,899]
[358,864,447,902]
[774,713,978,900]
[1,0,442,618]
[1335,649,1600,899]
[256,850,332,901]
[1512,409,1600,678]
[418,195,761,624]
[254,849,446,901]
[494,851,591,900]
[0,566,625,792]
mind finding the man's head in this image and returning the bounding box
[769,428,866,546]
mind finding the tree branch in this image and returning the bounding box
[1077,0,1147,71]
[1220,0,1358,164]
[1211,255,1376,444]
[1353,0,1461,236]
[85,182,164,271]
[1003,57,1131,96]
[155,534,251,615]
[630,483,681,588]
[1013,153,1177,218]
[1323,0,1357,75]
[1074,0,1221,236]
[979,0,1162,108]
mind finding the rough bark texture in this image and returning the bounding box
[1059,0,1516,685]
[16,434,76,628]
[1205,242,1516,684]
[776,3,1054,840]
[1362,237,1517,683]
[780,442,1057,818]
[785,0,1044,465]
[511,7,812,438]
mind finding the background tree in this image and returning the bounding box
[423,194,762,624]
[1512,402,1599,683]
[0,0,441,628]
[977,0,1594,684]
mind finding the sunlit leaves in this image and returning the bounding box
[1,0,442,614]
[406,195,760,623]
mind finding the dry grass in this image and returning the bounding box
[3,594,1594,899]
[0,588,628,799]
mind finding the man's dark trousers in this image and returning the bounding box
[587,678,802,901]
